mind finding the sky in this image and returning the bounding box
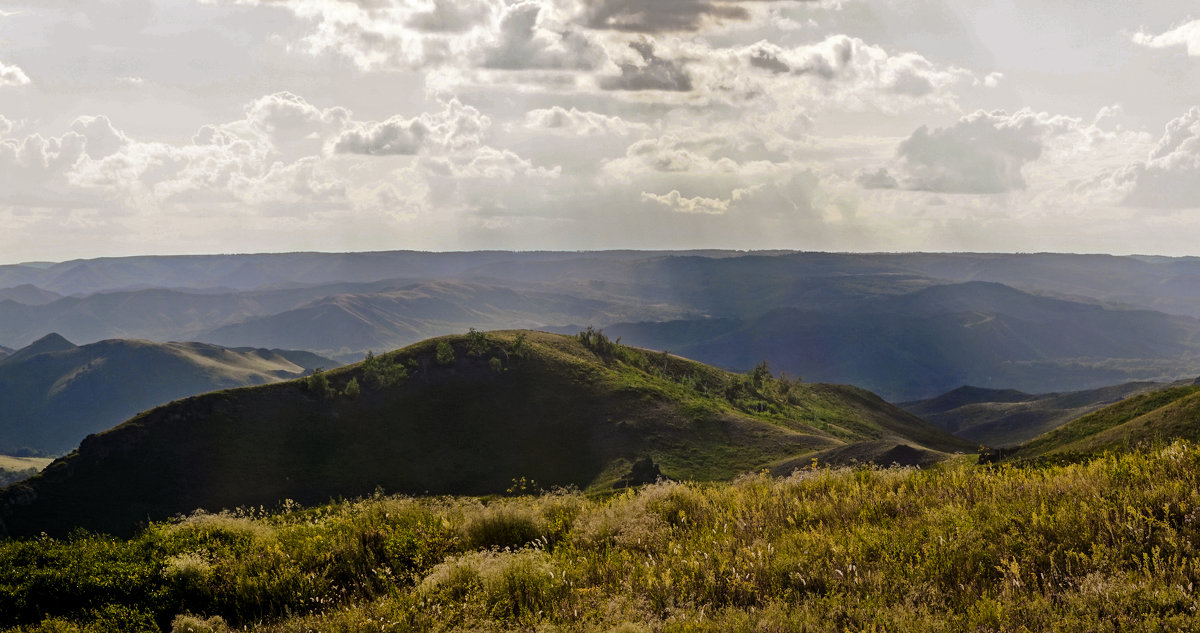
[2,0,1200,263]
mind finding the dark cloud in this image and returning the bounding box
[600,40,693,91]
[582,0,810,33]
[747,45,789,74]
[584,0,746,32]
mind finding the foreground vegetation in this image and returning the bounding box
[6,442,1200,632]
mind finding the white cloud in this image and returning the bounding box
[1133,19,1200,56]
[333,99,489,155]
[884,109,1090,194]
[479,1,604,70]
[521,106,648,136]
[735,35,980,111]
[204,0,608,75]
[243,92,351,157]
[1106,107,1200,208]
[641,189,730,214]
[0,93,553,226]
[0,61,30,87]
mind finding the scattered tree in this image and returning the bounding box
[362,350,408,388]
[465,328,492,357]
[489,357,504,373]
[576,326,621,359]
[304,368,335,399]
[342,377,361,398]
[749,360,772,391]
[436,341,456,366]
[510,332,529,359]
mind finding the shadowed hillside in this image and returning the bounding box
[0,330,969,538]
[0,334,336,454]
[902,381,1175,447]
[602,282,1200,400]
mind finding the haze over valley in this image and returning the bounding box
[7,0,1200,629]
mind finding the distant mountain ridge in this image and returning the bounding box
[7,251,1200,399]
[0,334,337,454]
[0,285,62,306]
[0,330,970,537]
[598,281,1200,400]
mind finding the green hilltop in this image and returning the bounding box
[0,330,969,538]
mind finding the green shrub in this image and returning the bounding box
[303,368,335,398]
[435,341,455,366]
[465,328,490,357]
[169,614,229,633]
[361,351,408,388]
[463,505,544,550]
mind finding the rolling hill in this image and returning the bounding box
[901,382,1175,448]
[600,282,1200,400]
[11,251,1200,403]
[1012,380,1200,460]
[200,280,685,362]
[0,330,970,537]
[0,334,336,454]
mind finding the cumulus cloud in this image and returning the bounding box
[885,109,1086,194]
[737,36,978,107]
[0,92,554,224]
[521,107,647,136]
[69,116,130,161]
[422,145,559,179]
[244,92,351,155]
[205,0,607,75]
[641,189,730,214]
[1107,107,1200,208]
[0,61,30,87]
[480,1,604,70]
[604,129,800,183]
[1133,19,1200,56]
[333,99,489,155]
[600,40,692,91]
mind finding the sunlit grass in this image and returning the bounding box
[7,443,1200,631]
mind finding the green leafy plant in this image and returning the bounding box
[436,341,456,366]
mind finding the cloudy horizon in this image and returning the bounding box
[2,0,1200,264]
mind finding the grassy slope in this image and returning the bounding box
[5,444,1200,632]
[0,456,52,471]
[0,336,334,454]
[0,331,966,538]
[903,381,1174,448]
[1015,383,1200,458]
